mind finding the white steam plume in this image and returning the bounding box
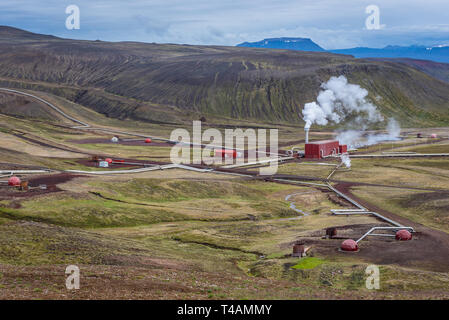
[302,75,401,148]
[337,118,401,148]
[340,154,351,168]
[302,75,383,129]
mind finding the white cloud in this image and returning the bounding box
[0,0,448,48]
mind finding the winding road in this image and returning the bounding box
[0,87,171,142]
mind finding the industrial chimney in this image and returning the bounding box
[305,128,309,144]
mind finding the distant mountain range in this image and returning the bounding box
[237,38,449,63]
[237,37,325,52]
[331,45,449,64]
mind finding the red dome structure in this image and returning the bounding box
[145,138,152,143]
[395,229,412,241]
[8,176,21,186]
[430,134,438,138]
[341,239,358,251]
[105,158,113,164]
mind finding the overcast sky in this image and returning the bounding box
[1,0,448,49]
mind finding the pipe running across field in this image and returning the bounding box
[0,87,419,250]
[221,156,294,169]
[349,153,449,158]
[328,182,415,245]
[0,88,286,157]
[327,183,366,210]
[0,170,51,174]
[326,163,343,180]
[0,88,170,142]
[356,226,414,243]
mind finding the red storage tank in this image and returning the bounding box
[341,239,358,251]
[305,140,340,159]
[105,158,113,164]
[395,230,412,241]
[145,138,152,143]
[8,176,21,186]
[214,149,237,159]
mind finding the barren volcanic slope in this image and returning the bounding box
[0,26,449,126]
[373,58,449,84]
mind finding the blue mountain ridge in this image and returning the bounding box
[237,37,325,52]
[237,38,449,63]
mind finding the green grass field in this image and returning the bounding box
[1,95,449,299]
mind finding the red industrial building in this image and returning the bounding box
[338,144,347,154]
[305,140,347,159]
[214,149,237,159]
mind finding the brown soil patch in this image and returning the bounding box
[27,173,81,187]
[320,182,449,272]
[0,173,81,200]
[2,262,445,300]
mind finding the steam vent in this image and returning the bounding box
[341,239,358,251]
[396,229,412,241]
[8,176,21,186]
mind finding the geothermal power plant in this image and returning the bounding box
[304,140,348,159]
[1,65,448,300]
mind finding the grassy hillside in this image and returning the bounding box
[0,26,449,126]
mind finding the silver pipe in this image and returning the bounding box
[327,183,366,210]
[356,226,414,243]
[331,212,371,215]
[0,170,51,174]
[300,162,337,166]
[370,212,405,228]
[273,178,328,187]
[331,209,369,212]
